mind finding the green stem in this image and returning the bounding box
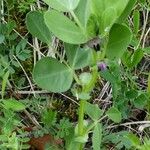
[78,99,85,136]
[77,52,99,149]
[73,71,82,85]
[79,144,83,150]
[84,66,98,93]
[78,99,86,150]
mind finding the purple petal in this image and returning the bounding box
[97,62,107,71]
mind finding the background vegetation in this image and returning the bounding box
[0,0,150,150]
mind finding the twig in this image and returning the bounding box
[0,89,79,105]
[23,110,41,128]
[138,124,150,132]
[107,121,150,129]
[16,90,49,95]
[47,36,56,57]
[0,0,4,21]
[142,27,150,48]
[96,82,110,102]
[30,5,43,63]
[60,93,79,105]
[36,0,41,9]
[13,55,36,97]
[136,9,149,49]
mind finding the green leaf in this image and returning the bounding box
[100,7,117,34]
[44,0,80,12]
[33,57,73,93]
[79,72,92,86]
[125,90,138,99]
[3,99,26,111]
[41,109,57,127]
[133,94,148,109]
[138,0,146,5]
[126,133,140,147]
[106,107,122,123]
[1,71,9,99]
[109,0,129,17]
[75,0,91,27]
[56,118,73,138]
[91,0,104,19]
[117,0,136,23]
[131,49,143,68]
[65,44,93,69]
[100,70,119,99]
[0,34,5,44]
[75,134,88,143]
[133,10,140,34]
[143,47,150,54]
[26,11,52,44]
[45,10,87,44]
[91,0,130,36]
[5,21,16,35]
[44,10,87,44]
[86,14,98,38]
[122,49,143,69]
[85,102,103,121]
[148,74,150,93]
[106,23,132,60]
[91,0,129,21]
[100,70,116,84]
[92,123,102,150]
[121,50,132,68]
[66,141,80,150]
[103,131,132,149]
[77,92,91,100]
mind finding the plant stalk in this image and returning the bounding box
[78,99,85,136]
[77,52,98,149]
[78,99,86,150]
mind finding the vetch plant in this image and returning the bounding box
[25,0,147,149]
[0,0,149,149]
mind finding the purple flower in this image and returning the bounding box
[97,62,107,71]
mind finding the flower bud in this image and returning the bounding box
[97,62,107,71]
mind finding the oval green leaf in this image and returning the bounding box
[75,0,91,27]
[65,44,93,69]
[33,57,73,93]
[3,99,26,111]
[92,123,102,150]
[0,34,5,44]
[44,0,80,12]
[106,107,122,123]
[85,102,103,121]
[106,23,132,60]
[101,7,117,33]
[117,0,136,23]
[26,11,52,44]
[44,10,87,44]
